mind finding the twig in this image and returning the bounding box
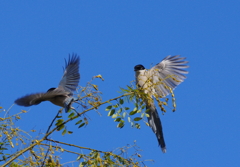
[45,109,62,135]
[2,92,133,167]
[41,109,62,167]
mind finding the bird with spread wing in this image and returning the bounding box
[134,55,189,153]
[15,54,80,112]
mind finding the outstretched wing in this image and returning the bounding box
[15,89,68,107]
[149,55,189,97]
[58,54,80,93]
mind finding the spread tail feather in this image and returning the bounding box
[146,105,166,153]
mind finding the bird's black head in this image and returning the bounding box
[47,88,56,92]
[134,64,145,71]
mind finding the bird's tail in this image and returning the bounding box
[64,97,78,113]
[146,104,166,153]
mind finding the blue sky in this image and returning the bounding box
[1,1,240,166]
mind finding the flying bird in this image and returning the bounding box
[134,55,189,153]
[15,54,80,112]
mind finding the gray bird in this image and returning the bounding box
[134,55,189,153]
[15,54,80,112]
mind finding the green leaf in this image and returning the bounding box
[117,122,124,128]
[128,117,131,122]
[62,129,67,136]
[76,155,82,161]
[135,123,141,129]
[0,147,8,151]
[113,104,119,108]
[119,99,124,105]
[141,113,145,118]
[137,109,142,113]
[68,112,75,118]
[124,107,130,110]
[56,116,62,118]
[122,112,126,118]
[141,105,146,109]
[79,162,87,167]
[78,123,85,128]
[145,113,150,117]
[112,114,118,118]
[105,105,112,111]
[127,85,133,90]
[133,107,138,111]
[68,131,73,134]
[129,110,137,115]
[75,119,83,125]
[55,119,64,126]
[57,124,65,131]
[134,117,142,121]
[114,118,121,122]
[108,109,115,116]
[2,156,6,160]
[117,108,122,114]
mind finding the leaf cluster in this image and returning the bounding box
[0,77,148,167]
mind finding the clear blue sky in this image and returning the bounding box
[1,1,239,166]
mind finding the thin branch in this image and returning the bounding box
[46,139,110,154]
[40,143,82,156]
[46,109,62,134]
[41,109,62,167]
[46,139,139,166]
[2,92,133,167]
[46,92,133,138]
[2,140,41,167]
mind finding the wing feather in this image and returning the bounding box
[58,54,80,93]
[150,55,189,97]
